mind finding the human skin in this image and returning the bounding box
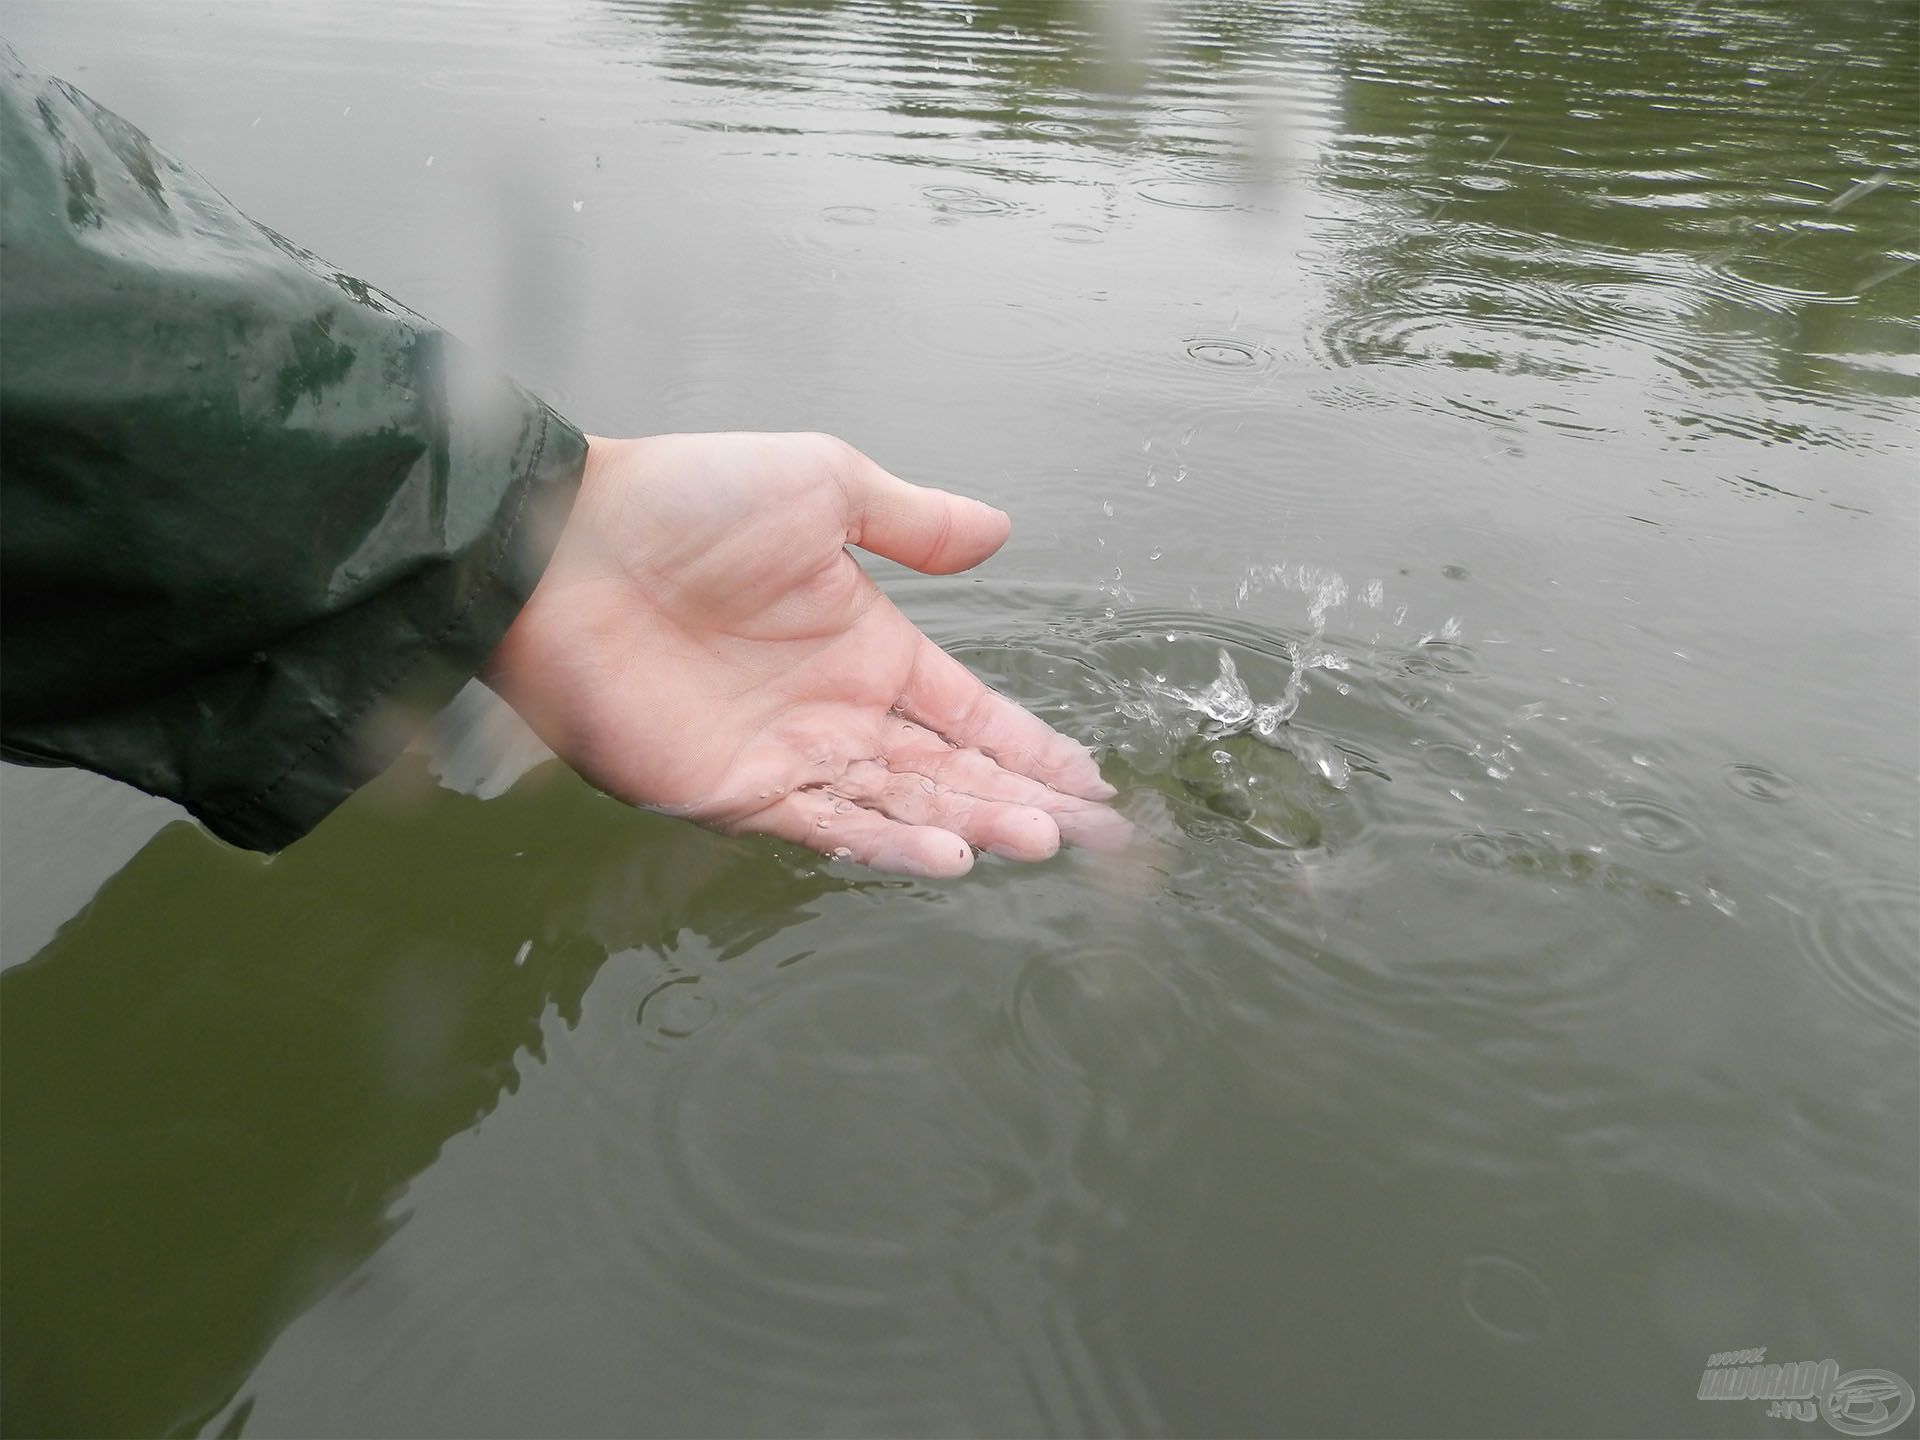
[484,431,1130,876]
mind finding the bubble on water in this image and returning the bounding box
[1102,498,1115,517]
[1149,546,1164,561]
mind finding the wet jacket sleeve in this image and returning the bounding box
[0,45,589,852]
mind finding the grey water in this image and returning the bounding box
[1,2,1915,1437]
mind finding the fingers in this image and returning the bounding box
[756,787,979,878]
[876,720,1135,853]
[832,440,1012,575]
[898,637,1117,802]
[831,759,1062,860]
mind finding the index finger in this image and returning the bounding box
[897,634,1116,802]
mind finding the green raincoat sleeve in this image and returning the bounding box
[0,44,589,852]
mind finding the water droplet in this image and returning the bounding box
[830,846,853,861]
[1149,546,1163,561]
[834,800,854,814]
[571,198,584,213]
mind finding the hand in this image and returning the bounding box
[484,432,1128,876]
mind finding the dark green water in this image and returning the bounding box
[2,2,1915,1436]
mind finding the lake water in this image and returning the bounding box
[2,2,1916,1436]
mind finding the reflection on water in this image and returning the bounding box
[1,0,1914,1435]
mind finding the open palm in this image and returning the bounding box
[485,432,1126,876]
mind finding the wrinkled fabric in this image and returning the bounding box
[0,43,588,850]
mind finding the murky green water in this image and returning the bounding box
[3,2,1916,1436]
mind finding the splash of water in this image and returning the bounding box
[1157,649,1352,788]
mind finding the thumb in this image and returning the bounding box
[838,444,1012,574]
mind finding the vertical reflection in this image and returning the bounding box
[0,763,851,1439]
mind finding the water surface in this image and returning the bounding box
[2,2,1915,1436]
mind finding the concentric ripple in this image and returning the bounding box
[1183,336,1270,369]
[1134,177,1243,211]
[1788,875,1920,1040]
[1610,796,1705,854]
[921,183,1020,218]
[898,299,1076,370]
[560,943,1165,1435]
[1723,762,1798,804]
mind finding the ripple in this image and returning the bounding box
[1399,638,1479,677]
[1024,118,1092,139]
[1050,222,1107,244]
[1610,796,1705,854]
[1824,754,1919,840]
[571,946,1167,1434]
[419,66,551,97]
[1723,762,1797,804]
[899,299,1075,371]
[922,183,1019,218]
[1183,336,1269,369]
[1305,250,1775,407]
[1440,829,1692,907]
[1135,177,1243,211]
[636,975,717,1042]
[1162,105,1236,127]
[1788,875,1920,1040]
[1419,741,1490,782]
[819,203,879,225]
[1456,1254,1562,1344]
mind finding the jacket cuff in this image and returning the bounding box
[200,408,588,852]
